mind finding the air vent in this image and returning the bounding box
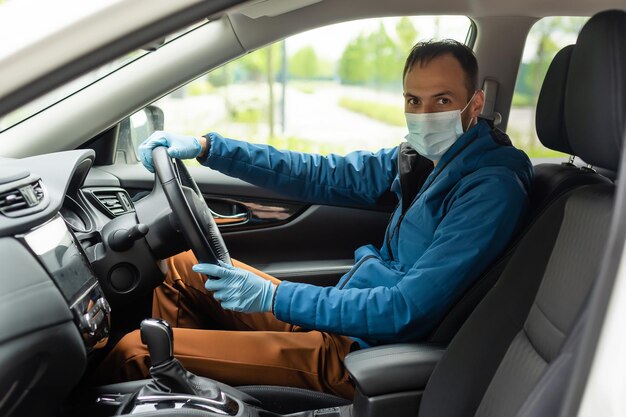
[0,179,46,216]
[90,189,134,217]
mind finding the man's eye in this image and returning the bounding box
[437,98,451,105]
[408,98,419,105]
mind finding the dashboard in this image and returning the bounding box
[0,149,164,417]
[20,215,111,350]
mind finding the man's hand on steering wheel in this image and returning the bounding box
[138,131,208,172]
[194,261,277,314]
[139,131,276,315]
[140,131,230,266]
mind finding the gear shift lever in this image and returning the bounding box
[133,319,257,414]
[139,318,221,398]
[140,319,173,367]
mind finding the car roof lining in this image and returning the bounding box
[0,0,249,118]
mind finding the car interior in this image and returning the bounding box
[0,1,625,417]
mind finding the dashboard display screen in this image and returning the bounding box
[23,216,96,304]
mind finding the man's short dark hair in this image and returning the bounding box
[403,39,479,100]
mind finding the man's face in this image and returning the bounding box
[403,53,483,131]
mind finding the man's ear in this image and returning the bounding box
[470,89,485,118]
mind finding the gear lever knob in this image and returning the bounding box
[140,319,174,367]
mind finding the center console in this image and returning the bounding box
[71,319,353,417]
[73,318,443,417]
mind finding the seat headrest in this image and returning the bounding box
[536,45,575,155]
[565,10,626,171]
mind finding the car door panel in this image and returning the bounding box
[92,164,393,285]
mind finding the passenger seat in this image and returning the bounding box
[419,9,626,416]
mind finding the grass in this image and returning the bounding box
[267,135,348,155]
[293,84,315,94]
[511,92,535,107]
[230,108,263,123]
[523,147,568,159]
[338,97,405,126]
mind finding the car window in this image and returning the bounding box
[508,16,588,160]
[127,16,472,160]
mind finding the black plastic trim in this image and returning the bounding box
[345,343,445,397]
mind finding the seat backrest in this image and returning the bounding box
[428,43,611,344]
[419,9,626,417]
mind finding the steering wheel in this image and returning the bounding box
[151,146,231,265]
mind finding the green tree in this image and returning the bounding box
[368,23,397,88]
[396,17,418,53]
[338,34,369,84]
[395,17,419,80]
[238,45,281,81]
[288,46,318,79]
[525,17,586,96]
[339,21,413,87]
[208,42,284,139]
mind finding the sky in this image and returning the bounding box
[284,14,586,65]
[285,15,472,60]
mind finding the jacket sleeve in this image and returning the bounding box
[199,132,398,206]
[273,168,529,343]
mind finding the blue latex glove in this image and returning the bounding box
[193,261,277,313]
[138,131,203,173]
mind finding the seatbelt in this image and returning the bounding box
[480,77,502,126]
[398,143,434,213]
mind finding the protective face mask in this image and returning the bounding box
[404,94,475,161]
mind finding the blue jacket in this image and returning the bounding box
[201,120,533,347]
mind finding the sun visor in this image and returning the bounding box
[239,0,323,18]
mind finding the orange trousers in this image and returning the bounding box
[96,251,357,398]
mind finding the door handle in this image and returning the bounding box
[210,208,248,225]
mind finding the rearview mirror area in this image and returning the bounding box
[117,105,165,163]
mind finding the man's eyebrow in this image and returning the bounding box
[403,90,456,99]
[433,90,455,97]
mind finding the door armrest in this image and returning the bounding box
[345,343,445,397]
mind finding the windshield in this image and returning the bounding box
[0,51,147,133]
[0,50,148,132]
[0,0,204,133]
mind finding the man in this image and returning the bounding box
[100,40,533,398]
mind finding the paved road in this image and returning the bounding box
[282,85,406,150]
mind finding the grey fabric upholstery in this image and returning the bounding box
[474,186,613,417]
[420,10,626,417]
[419,190,570,416]
[514,311,586,417]
[420,169,615,417]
